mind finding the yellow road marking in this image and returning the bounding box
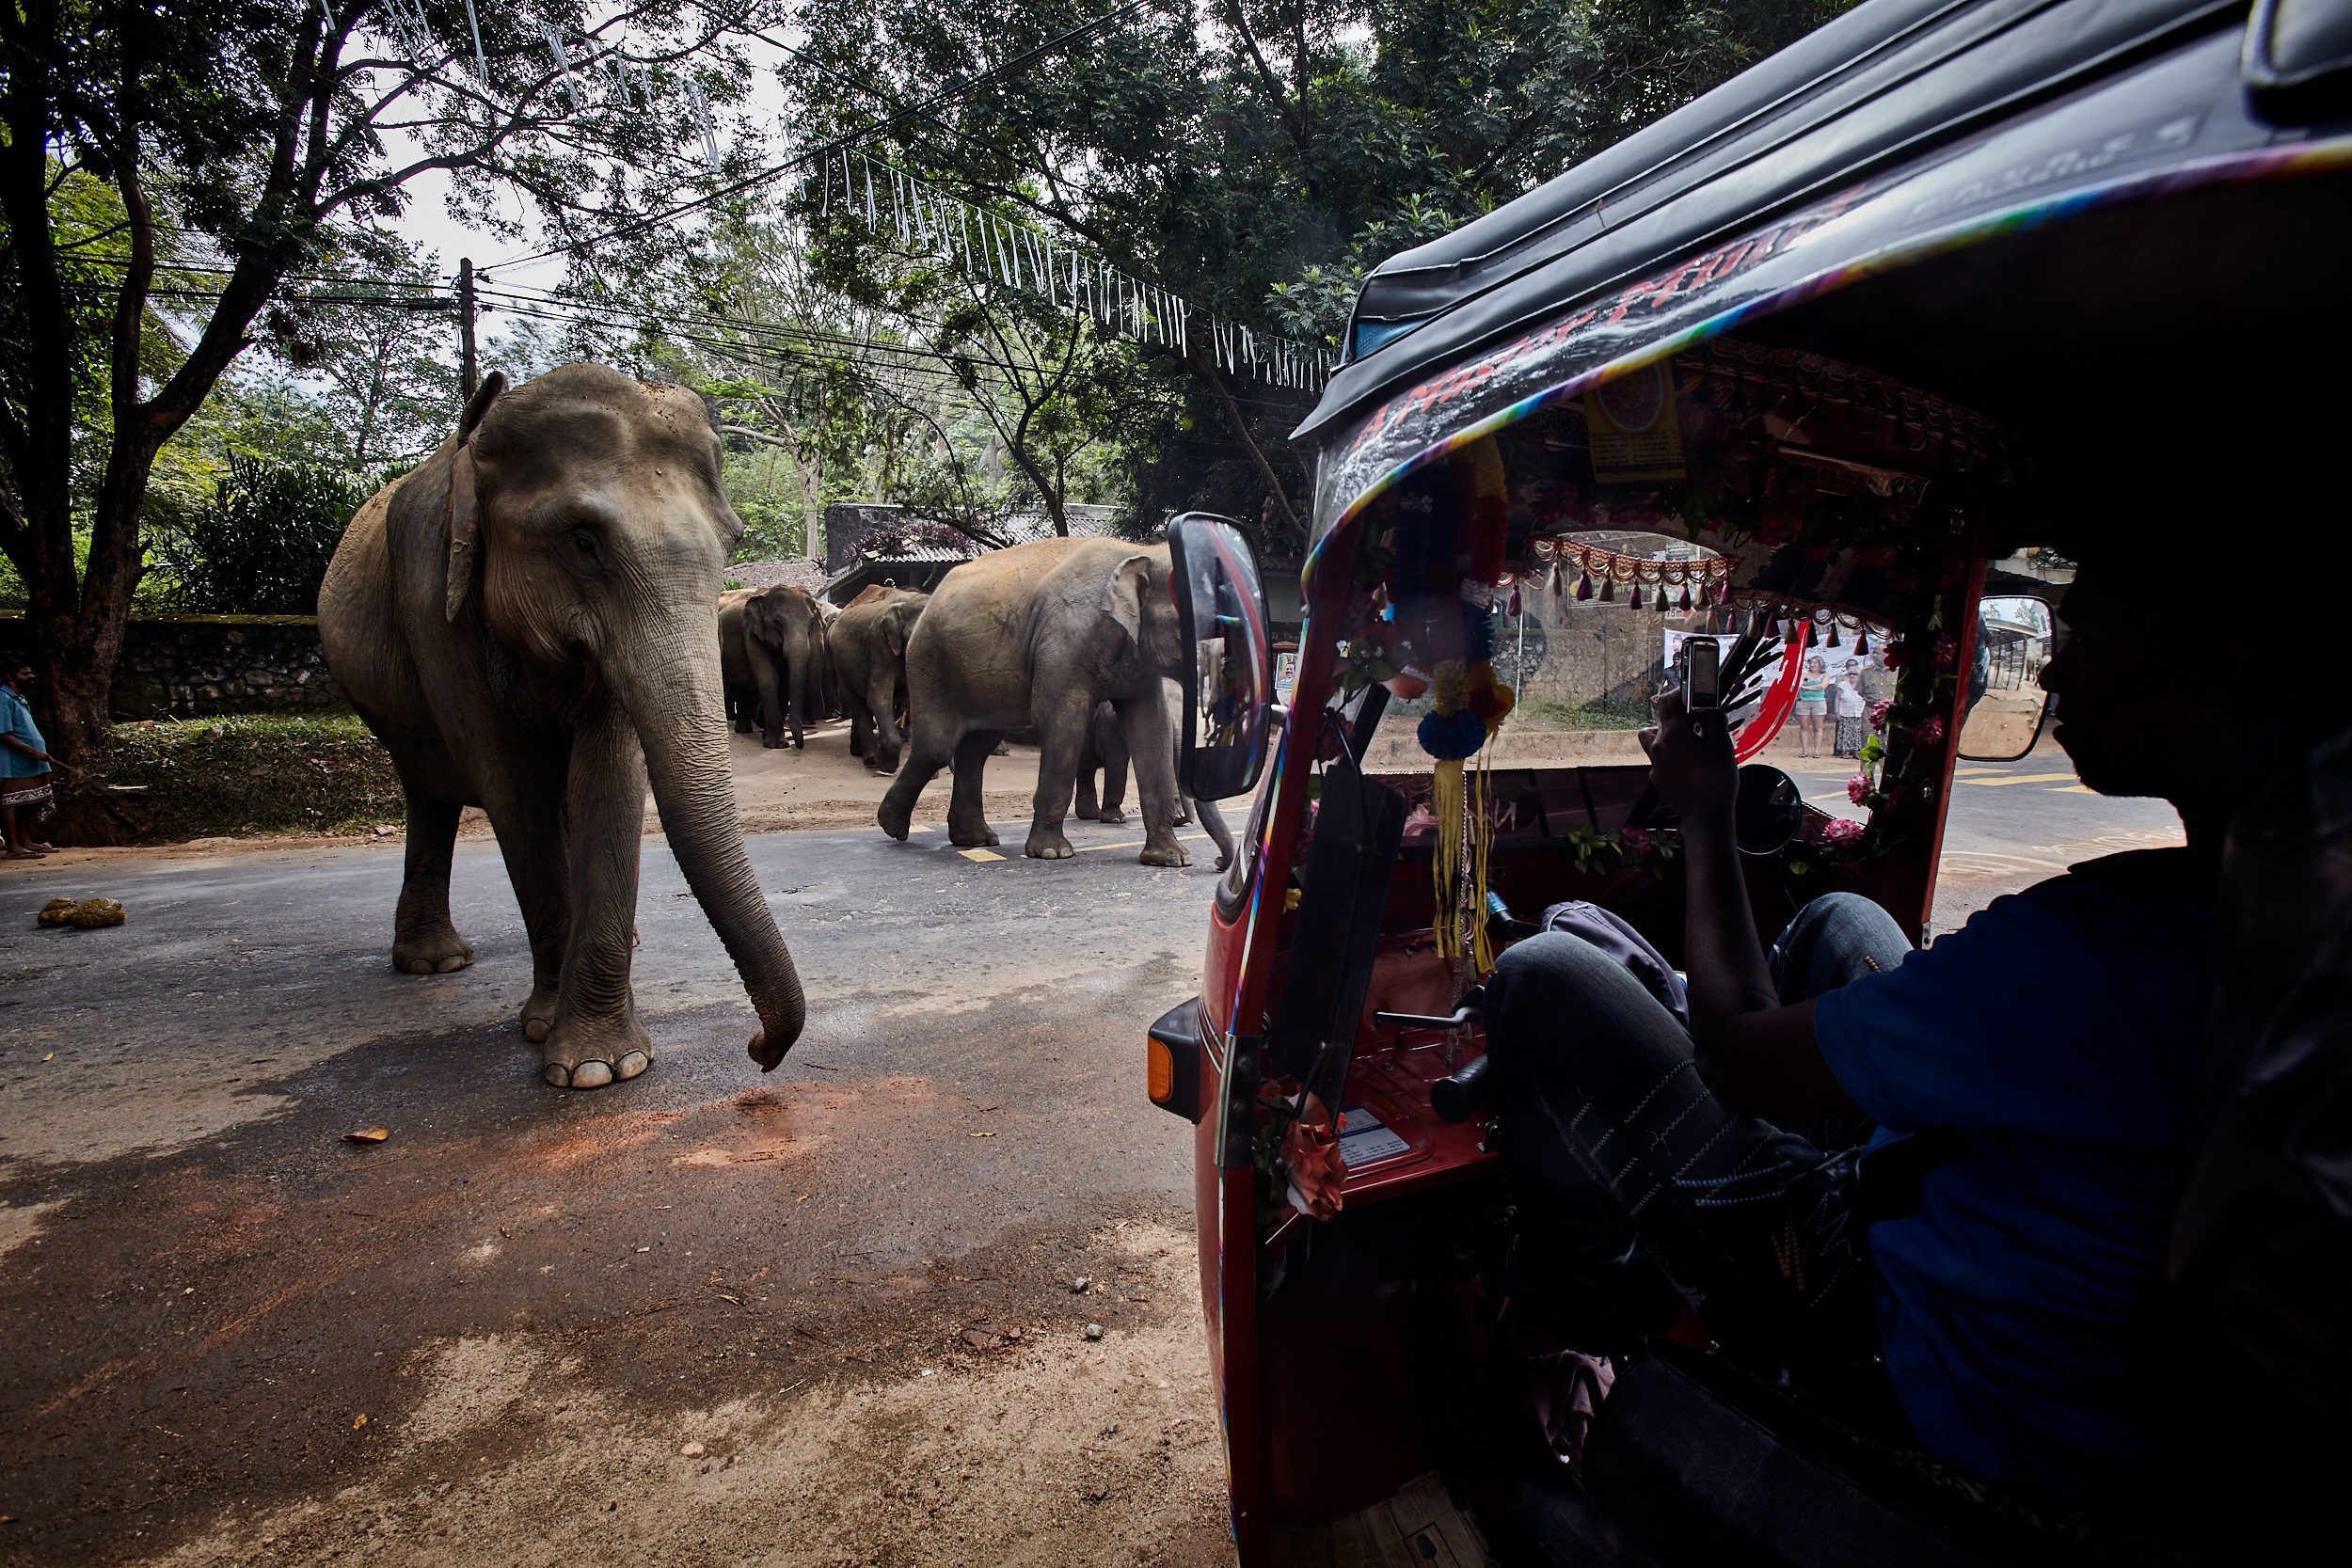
[958,848,1005,862]
[2054,785,2097,794]
[1957,771,2081,787]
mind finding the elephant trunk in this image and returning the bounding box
[614,614,807,1069]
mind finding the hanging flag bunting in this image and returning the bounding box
[460,0,489,85]
[542,24,583,113]
[685,80,722,174]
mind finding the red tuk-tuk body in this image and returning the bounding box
[1151,1,2352,1560]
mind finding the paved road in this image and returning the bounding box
[0,752,2177,1566]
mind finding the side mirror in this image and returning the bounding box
[1168,513,1274,801]
[1734,764,1804,856]
[1958,594,2056,763]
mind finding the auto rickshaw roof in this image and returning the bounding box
[1295,0,2352,551]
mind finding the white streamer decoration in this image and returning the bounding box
[543,24,583,114]
[687,79,722,174]
[822,150,1327,391]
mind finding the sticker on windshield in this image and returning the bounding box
[1338,1106,1411,1167]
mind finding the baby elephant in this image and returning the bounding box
[1074,694,1238,871]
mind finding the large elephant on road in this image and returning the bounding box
[719,583,827,749]
[318,363,806,1089]
[878,538,1190,864]
[830,586,928,772]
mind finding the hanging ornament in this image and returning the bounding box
[1826,621,1842,649]
[1506,582,1523,618]
[1575,570,1594,601]
[1677,584,1692,614]
[1597,575,1614,603]
[1653,583,1668,612]
[1854,628,1870,656]
[1549,562,1564,596]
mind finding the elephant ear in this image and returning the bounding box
[882,608,910,658]
[442,372,508,623]
[1105,552,1155,646]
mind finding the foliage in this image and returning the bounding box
[101,711,404,841]
[0,0,781,768]
[777,0,1860,559]
[146,454,374,614]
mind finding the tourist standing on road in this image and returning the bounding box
[1796,655,1829,756]
[1,662,57,861]
[1833,660,1867,757]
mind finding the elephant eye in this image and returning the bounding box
[567,527,599,561]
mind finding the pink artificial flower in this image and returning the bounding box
[1867,698,1893,731]
[1933,636,1959,671]
[1847,774,1873,806]
[1617,825,1652,856]
[1912,716,1947,749]
[1821,817,1866,845]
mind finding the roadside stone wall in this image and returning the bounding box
[0,614,342,719]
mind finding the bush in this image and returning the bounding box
[103,711,403,841]
[149,454,373,614]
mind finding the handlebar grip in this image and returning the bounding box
[1430,1053,1494,1124]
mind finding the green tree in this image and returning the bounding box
[778,0,1856,558]
[0,0,774,778]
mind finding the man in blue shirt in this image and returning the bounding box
[1,660,57,860]
[1486,553,2281,1502]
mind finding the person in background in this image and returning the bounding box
[1833,659,1867,757]
[1,661,57,860]
[1859,651,1898,707]
[1796,654,1829,756]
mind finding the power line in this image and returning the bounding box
[488,0,1159,272]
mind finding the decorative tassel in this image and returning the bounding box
[1630,580,1646,610]
[1677,584,1692,614]
[1575,570,1593,601]
[1854,629,1870,656]
[1597,575,1613,603]
[1549,563,1564,596]
[1506,583,1522,618]
[1826,621,1841,649]
[1653,583,1668,612]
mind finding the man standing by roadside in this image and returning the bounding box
[1,661,57,860]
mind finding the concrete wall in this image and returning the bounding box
[0,614,342,719]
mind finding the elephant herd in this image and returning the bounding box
[316,361,1233,1093]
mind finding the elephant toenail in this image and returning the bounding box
[436,955,467,973]
[569,1060,615,1089]
[616,1051,650,1081]
[543,1063,571,1087]
[524,1019,551,1043]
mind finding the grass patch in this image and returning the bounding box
[1514,692,1652,731]
[103,710,404,842]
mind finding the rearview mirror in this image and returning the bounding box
[1735,765,1804,856]
[1168,513,1274,802]
[1958,594,2055,762]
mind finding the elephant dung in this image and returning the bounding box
[37,897,126,930]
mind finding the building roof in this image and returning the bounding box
[725,558,830,594]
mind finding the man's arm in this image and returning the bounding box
[1645,689,1860,1118]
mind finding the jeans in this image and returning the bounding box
[1485,893,1913,1386]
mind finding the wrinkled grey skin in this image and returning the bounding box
[318,363,807,1089]
[1074,691,1237,871]
[878,538,1189,864]
[719,584,827,749]
[830,587,928,773]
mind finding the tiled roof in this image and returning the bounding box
[726,558,831,594]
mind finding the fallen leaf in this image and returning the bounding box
[342,1127,389,1144]
[968,1131,996,1139]
[636,1246,651,1254]
[41,1053,54,1063]
[352,1414,368,1429]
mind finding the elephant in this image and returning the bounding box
[829,586,928,772]
[317,363,806,1089]
[1073,691,1239,871]
[719,583,828,749]
[878,537,1191,864]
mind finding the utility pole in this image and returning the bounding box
[457,258,479,399]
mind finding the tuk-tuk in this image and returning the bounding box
[1146,1,2352,1561]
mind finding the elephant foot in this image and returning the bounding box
[1025,826,1076,860]
[950,822,1001,848]
[1138,838,1194,868]
[761,736,786,750]
[1171,803,1193,826]
[878,796,914,841]
[1074,802,1100,821]
[1096,806,1127,825]
[539,1012,653,1090]
[733,721,754,735]
[520,978,560,1044]
[392,927,474,975]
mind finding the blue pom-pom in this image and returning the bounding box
[1418,708,1487,761]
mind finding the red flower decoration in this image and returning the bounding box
[1282,1095,1347,1222]
[1883,643,1908,671]
[1821,817,1866,845]
[1933,636,1959,671]
[1867,698,1893,731]
[1847,774,1873,806]
[1912,716,1947,749]
[1617,825,1653,856]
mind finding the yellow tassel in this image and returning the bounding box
[1431,757,1464,959]
[1470,744,1496,973]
